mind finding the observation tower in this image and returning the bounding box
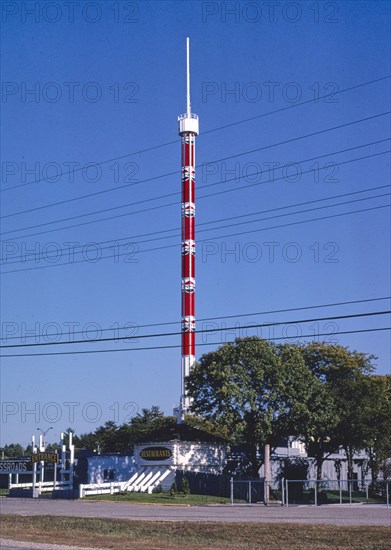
[178,37,199,422]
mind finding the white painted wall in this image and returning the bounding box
[87,455,137,484]
[259,448,373,484]
[134,441,226,474]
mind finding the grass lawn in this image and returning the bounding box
[324,490,386,505]
[1,515,390,550]
[288,490,387,505]
[85,491,232,505]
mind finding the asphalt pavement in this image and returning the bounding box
[1,497,390,526]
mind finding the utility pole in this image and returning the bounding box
[264,443,270,504]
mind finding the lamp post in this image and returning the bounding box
[37,427,53,450]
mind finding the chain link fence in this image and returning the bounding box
[228,478,390,506]
[229,479,283,504]
[283,479,390,506]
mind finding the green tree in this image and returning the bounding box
[134,406,165,423]
[186,337,285,476]
[24,444,33,455]
[74,430,98,452]
[71,407,172,454]
[94,421,119,453]
[46,443,61,453]
[296,342,377,480]
[184,414,229,440]
[115,406,174,453]
[40,406,227,457]
[187,339,376,482]
[275,344,340,481]
[299,342,375,383]
[359,375,391,484]
[1,443,25,458]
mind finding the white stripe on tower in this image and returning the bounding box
[178,37,199,423]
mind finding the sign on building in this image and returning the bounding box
[139,447,172,461]
[31,452,60,464]
[0,458,31,473]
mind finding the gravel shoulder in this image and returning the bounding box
[0,539,108,550]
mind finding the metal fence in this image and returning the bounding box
[230,479,283,504]
[230,479,263,504]
[283,479,390,506]
[229,478,390,506]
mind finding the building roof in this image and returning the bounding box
[138,423,227,444]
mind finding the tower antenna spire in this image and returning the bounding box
[186,37,191,116]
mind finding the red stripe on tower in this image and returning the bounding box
[177,38,199,422]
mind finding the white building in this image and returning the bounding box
[133,424,226,491]
[87,455,136,484]
[258,439,372,485]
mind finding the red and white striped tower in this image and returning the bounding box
[178,37,199,422]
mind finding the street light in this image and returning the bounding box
[37,427,53,450]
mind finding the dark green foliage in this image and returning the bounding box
[186,337,285,476]
[277,457,309,481]
[0,443,25,458]
[181,477,190,496]
[169,482,177,498]
[51,405,225,457]
[186,338,383,480]
[73,407,170,454]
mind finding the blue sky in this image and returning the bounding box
[1,0,390,446]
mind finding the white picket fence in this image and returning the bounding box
[79,481,128,498]
[9,480,71,493]
[79,466,175,498]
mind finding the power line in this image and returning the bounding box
[2,296,388,342]
[2,75,389,194]
[3,111,389,219]
[116,193,389,248]
[3,141,389,239]
[1,327,390,358]
[2,186,388,265]
[2,203,389,274]
[1,310,389,349]
[196,193,390,236]
[197,186,390,227]
[2,191,389,267]
[0,141,177,193]
[195,204,390,244]
[201,76,391,135]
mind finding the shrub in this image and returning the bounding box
[169,482,177,499]
[181,477,190,497]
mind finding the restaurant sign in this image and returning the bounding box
[139,447,172,461]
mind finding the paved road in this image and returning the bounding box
[1,497,390,526]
